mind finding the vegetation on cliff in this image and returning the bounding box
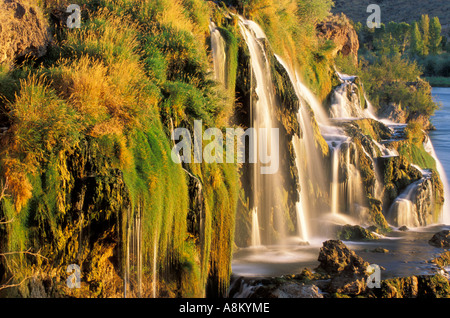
[0,0,240,297]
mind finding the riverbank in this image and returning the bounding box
[427,77,450,87]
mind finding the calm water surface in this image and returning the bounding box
[430,87,450,185]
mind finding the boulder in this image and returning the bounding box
[316,240,371,295]
[371,247,389,253]
[429,230,450,248]
[0,0,51,65]
[336,224,378,241]
[317,240,369,275]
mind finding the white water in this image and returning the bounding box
[251,207,262,247]
[209,21,227,87]
[331,145,340,215]
[239,17,285,244]
[228,23,450,284]
[424,135,450,223]
[388,180,421,228]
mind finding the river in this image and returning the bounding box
[430,87,450,193]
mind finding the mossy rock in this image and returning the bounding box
[347,118,392,142]
[431,251,450,268]
[336,224,378,241]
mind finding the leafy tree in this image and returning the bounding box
[420,14,430,56]
[429,16,442,54]
[410,22,424,56]
[296,0,334,25]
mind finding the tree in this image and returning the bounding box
[429,16,442,54]
[410,22,424,56]
[419,14,430,55]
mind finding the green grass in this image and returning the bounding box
[426,77,450,87]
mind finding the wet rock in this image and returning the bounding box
[429,230,450,248]
[227,276,323,298]
[377,274,450,298]
[271,283,323,298]
[431,251,450,268]
[317,240,369,274]
[371,247,389,253]
[316,240,370,295]
[336,224,378,241]
[399,225,409,231]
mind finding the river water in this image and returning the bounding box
[430,87,450,195]
[231,88,450,281]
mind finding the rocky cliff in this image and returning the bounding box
[0,0,51,66]
[316,14,359,65]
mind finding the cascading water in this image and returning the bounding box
[388,180,421,228]
[251,207,261,247]
[229,19,450,283]
[331,144,341,215]
[238,17,285,245]
[209,21,227,87]
[423,135,450,223]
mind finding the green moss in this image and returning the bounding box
[397,141,436,170]
[336,224,379,241]
[349,119,392,142]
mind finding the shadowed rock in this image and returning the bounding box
[429,230,450,248]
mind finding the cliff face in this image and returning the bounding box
[316,14,359,65]
[0,0,239,298]
[0,0,51,65]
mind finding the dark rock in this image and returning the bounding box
[399,225,409,231]
[316,240,370,295]
[317,240,369,274]
[429,230,450,248]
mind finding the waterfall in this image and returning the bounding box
[330,82,365,119]
[251,207,261,247]
[331,145,340,214]
[424,135,450,223]
[372,139,399,157]
[331,71,372,120]
[388,180,421,227]
[238,17,285,245]
[209,21,227,87]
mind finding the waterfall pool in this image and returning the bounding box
[232,224,450,280]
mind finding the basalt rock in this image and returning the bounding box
[316,240,370,295]
[0,0,51,66]
[429,230,450,248]
[316,13,359,65]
